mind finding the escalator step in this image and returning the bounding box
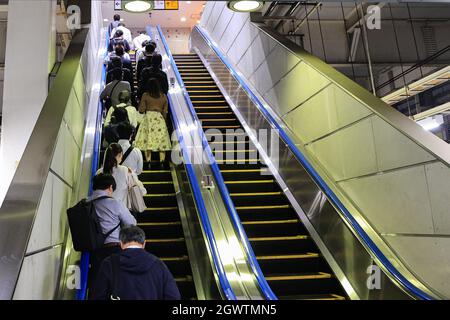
[277,294,346,300]
[242,219,305,238]
[135,210,181,223]
[249,235,315,256]
[140,221,184,239]
[256,253,331,275]
[145,238,187,257]
[144,194,177,207]
[140,170,172,181]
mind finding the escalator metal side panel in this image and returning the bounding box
[189,27,416,300]
[171,163,221,299]
[0,29,90,300]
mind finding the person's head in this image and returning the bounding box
[112,68,123,81]
[117,122,134,141]
[119,226,146,250]
[110,57,123,69]
[149,41,157,50]
[93,173,116,196]
[118,22,126,27]
[118,90,131,105]
[114,45,125,57]
[151,54,162,69]
[112,105,129,124]
[144,43,156,56]
[141,40,149,48]
[114,29,124,38]
[103,143,123,174]
[114,14,121,22]
[146,78,162,98]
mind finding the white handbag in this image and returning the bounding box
[126,170,147,213]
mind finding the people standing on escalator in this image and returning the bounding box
[111,23,133,49]
[103,107,130,146]
[135,78,171,169]
[136,42,156,84]
[138,54,169,100]
[100,68,131,109]
[133,31,151,51]
[91,226,181,300]
[106,58,133,91]
[105,91,141,129]
[108,14,121,36]
[88,173,137,291]
[97,143,147,206]
[117,122,144,175]
[109,29,131,53]
[105,46,133,74]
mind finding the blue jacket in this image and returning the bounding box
[91,249,181,300]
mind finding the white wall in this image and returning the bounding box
[0,0,57,206]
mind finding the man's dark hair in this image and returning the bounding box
[145,43,156,54]
[120,226,146,245]
[112,68,123,81]
[118,22,125,27]
[151,54,163,69]
[114,14,121,21]
[115,45,125,57]
[93,173,116,191]
[149,41,157,49]
[115,29,124,38]
[112,107,129,123]
[117,122,134,140]
[118,90,131,104]
[141,40,149,48]
[111,57,123,69]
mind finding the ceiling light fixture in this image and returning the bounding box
[227,1,264,12]
[123,0,154,13]
[180,17,187,22]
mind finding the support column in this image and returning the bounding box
[0,0,56,204]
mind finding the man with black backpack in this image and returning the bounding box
[84,174,137,288]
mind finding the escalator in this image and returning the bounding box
[136,166,197,300]
[172,53,347,300]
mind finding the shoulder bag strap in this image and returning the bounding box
[120,146,134,165]
[110,254,121,300]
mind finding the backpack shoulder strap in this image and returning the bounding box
[120,146,134,165]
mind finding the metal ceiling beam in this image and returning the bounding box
[274,1,303,31]
[290,3,321,34]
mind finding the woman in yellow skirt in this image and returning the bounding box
[135,78,172,168]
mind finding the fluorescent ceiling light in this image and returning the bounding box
[227,1,264,12]
[417,115,444,131]
[123,0,154,13]
[180,17,187,22]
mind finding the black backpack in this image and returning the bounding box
[67,196,120,252]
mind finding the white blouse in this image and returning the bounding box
[97,165,147,206]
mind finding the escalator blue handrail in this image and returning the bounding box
[157,25,277,300]
[155,26,236,300]
[193,25,434,300]
[76,30,110,301]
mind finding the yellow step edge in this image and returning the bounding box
[175,277,193,282]
[249,235,309,241]
[203,126,241,129]
[138,222,181,226]
[221,169,267,173]
[145,207,178,211]
[194,106,230,109]
[303,294,346,301]
[145,238,185,243]
[265,273,332,281]
[161,256,189,262]
[202,119,238,122]
[189,95,223,98]
[142,170,171,173]
[144,193,176,197]
[143,181,173,185]
[216,159,260,163]
[242,219,298,225]
[186,86,217,88]
[230,192,282,197]
[225,180,274,184]
[192,100,226,103]
[214,149,256,153]
[197,112,234,116]
[256,253,320,260]
[237,205,290,210]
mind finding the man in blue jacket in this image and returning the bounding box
[91,226,181,300]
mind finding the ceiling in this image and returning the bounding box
[101,0,206,29]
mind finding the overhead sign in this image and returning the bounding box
[114,0,122,10]
[154,0,179,10]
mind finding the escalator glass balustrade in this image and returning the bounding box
[173,53,347,300]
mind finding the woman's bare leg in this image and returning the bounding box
[159,152,166,163]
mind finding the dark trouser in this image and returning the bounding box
[88,245,121,294]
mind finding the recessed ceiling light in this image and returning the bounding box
[186,1,191,4]
[104,18,109,22]
[227,1,264,12]
[123,0,154,13]
[180,17,187,22]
